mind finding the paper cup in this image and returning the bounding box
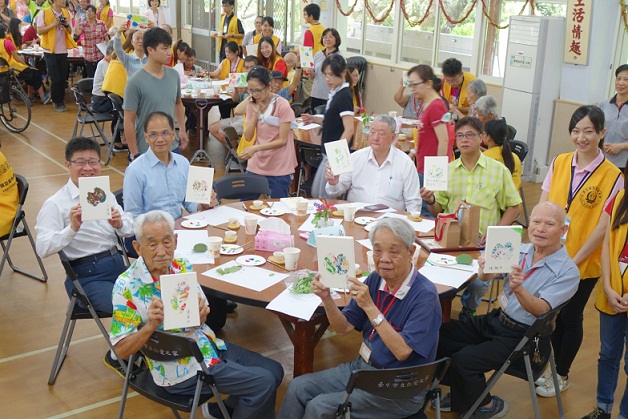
[193,85,201,96]
[366,250,375,272]
[410,211,421,219]
[343,204,357,222]
[273,251,285,262]
[244,215,258,235]
[224,230,237,242]
[207,236,223,258]
[253,200,263,208]
[296,199,308,216]
[283,247,301,271]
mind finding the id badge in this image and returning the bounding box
[359,341,372,363]
[561,216,570,243]
[498,290,508,310]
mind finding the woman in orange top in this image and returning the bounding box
[256,36,286,77]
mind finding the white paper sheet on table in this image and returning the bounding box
[274,198,322,215]
[357,239,373,250]
[376,213,435,233]
[419,263,477,289]
[335,202,396,213]
[266,288,321,321]
[298,213,343,232]
[174,230,214,265]
[202,260,287,292]
[426,252,478,272]
[396,117,419,126]
[184,206,264,226]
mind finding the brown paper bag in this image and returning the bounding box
[457,201,480,247]
[434,213,460,248]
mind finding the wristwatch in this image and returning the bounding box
[296,66,302,69]
[371,313,385,327]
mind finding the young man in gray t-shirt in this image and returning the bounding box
[123,27,189,160]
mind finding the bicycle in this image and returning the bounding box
[0,57,32,133]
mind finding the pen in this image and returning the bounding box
[242,202,249,212]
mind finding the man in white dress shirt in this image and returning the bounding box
[325,114,421,212]
[35,137,134,314]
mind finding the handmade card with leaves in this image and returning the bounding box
[316,235,355,289]
[423,156,449,191]
[299,46,314,68]
[229,72,248,88]
[78,176,111,221]
[484,226,523,274]
[324,139,353,176]
[161,272,200,330]
[186,166,214,204]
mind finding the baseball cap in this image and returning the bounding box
[271,70,287,81]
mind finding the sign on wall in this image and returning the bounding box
[564,0,591,65]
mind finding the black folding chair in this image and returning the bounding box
[510,139,530,228]
[106,92,125,165]
[346,56,367,97]
[213,173,270,200]
[0,174,47,282]
[296,141,324,198]
[461,303,568,419]
[220,126,246,173]
[71,79,114,162]
[118,330,230,419]
[336,358,451,419]
[48,250,125,385]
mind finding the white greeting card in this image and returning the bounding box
[161,272,200,330]
[245,44,258,57]
[484,226,523,274]
[186,166,214,204]
[229,72,248,88]
[299,46,314,68]
[316,235,355,289]
[423,156,449,191]
[78,176,111,221]
[324,139,353,176]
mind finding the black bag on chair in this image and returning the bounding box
[0,57,11,104]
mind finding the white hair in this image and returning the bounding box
[133,210,175,241]
[368,218,415,249]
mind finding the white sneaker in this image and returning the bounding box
[534,368,552,386]
[201,403,218,419]
[535,376,569,397]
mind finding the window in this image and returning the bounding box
[399,1,436,65]
[112,0,139,15]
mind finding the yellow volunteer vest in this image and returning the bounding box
[102,58,126,98]
[40,8,77,53]
[253,34,280,50]
[97,4,112,29]
[0,37,27,72]
[0,151,18,237]
[218,57,244,80]
[595,189,628,314]
[442,71,475,109]
[220,13,242,46]
[548,152,622,278]
[307,23,325,56]
[9,0,15,12]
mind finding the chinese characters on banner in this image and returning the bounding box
[564,0,592,65]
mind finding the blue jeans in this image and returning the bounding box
[277,357,423,419]
[596,311,628,417]
[64,253,127,314]
[246,171,293,199]
[417,172,434,219]
[166,342,283,419]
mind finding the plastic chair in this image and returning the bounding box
[220,126,246,173]
[48,251,125,385]
[0,174,47,282]
[71,79,114,161]
[336,358,451,419]
[117,330,230,419]
[460,303,568,419]
[296,141,323,198]
[213,173,270,200]
[510,139,529,228]
[506,124,517,141]
[313,104,326,115]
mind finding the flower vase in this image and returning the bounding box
[316,218,334,228]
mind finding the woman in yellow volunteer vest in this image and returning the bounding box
[96,0,113,29]
[585,177,628,419]
[209,41,243,80]
[538,105,624,398]
[253,16,281,55]
[0,24,48,103]
[256,36,286,78]
[0,148,18,237]
[36,0,76,111]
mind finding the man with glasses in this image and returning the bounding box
[420,117,521,318]
[441,58,476,118]
[35,137,134,373]
[218,0,244,61]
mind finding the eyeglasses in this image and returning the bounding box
[322,35,336,40]
[68,158,100,167]
[247,87,266,95]
[145,130,175,141]
[444,75,460,84]
[323,72,337,79]
[408,81,425,89]
[455,132,479,140]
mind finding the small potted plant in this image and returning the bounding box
[312,199,336,228]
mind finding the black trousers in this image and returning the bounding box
[92,95,120,142]
[84,59,99,78]
[18,67,42,90]
[43,52,68,105]
[437,309,526,413]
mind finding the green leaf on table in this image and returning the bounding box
[216,265,243,275]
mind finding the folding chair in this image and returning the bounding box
[213,173,271,200]
[48,251,125,385]
[107,92,126,165]
[336,358,451,419]
[346,56,367,97]
[510,139,530,228]
[296,141,324,198]
[460,302,568,419]
[0,174,47,282]
[313,104,326,115]
[117,330,230,419]
[71,78,115,161]
[220,126,246,173]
